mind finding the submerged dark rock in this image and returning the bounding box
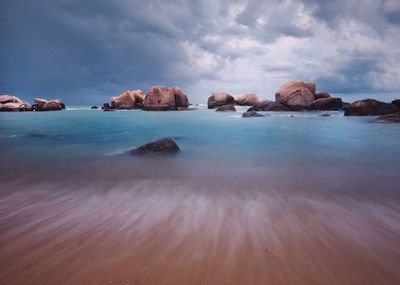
[376,113,400,123]
[102,103,114,111]
[130,138,180,155]
[91,106,99,109]
[216,105,236,112]
[248,100,291,111]
[242,111,265,118]
[344,99,398,116]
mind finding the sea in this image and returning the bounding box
[0,105,399,285]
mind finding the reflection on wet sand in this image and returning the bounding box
[1,175,400,285]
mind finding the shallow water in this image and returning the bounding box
[1,107,400,284]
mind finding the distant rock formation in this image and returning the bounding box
[311,97,343,111]
[0,95,32,111]
[275,80,316,110]
[111,90,144,109]
[247,100,291,111]
[143,86,189,111]
[216,104,236,112]
[130,137,180,154]
[344,99,398,116]
[233,93,260,106]
[208,93,235,109]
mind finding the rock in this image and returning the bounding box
[111,90,143,109]
[0,102,27,111]
[0,95,24,104]
[376,113,400,123]
[91,106,99,109]
[216,104,236,112]
[130,138,180,155]
[34,98,48,109]
[143,86,189,111]
[42,101,63,111]
[315,92,331,100]
[311,97,343,110]
[247,100,291,111]
[53,99,65,109]
[391,99,400,108]
[207,93,235,109]
[342,102,351,109]
[242,111,265,118]
[344,99,398,116]
[275,80,316,109]
[320,113,331,117]
[102,103,114,111]
[233,93,261,106]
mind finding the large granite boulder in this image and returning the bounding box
[242,111,265,118]
[311,97,343,110]
[34,98,48,109]
[0,102,27,111]
[0,95,24,104]
[144,86,189,111]
[42,101,63,111]
[207,93,235,109]
[391,99,400,109]
[344,99,398,116]
[216,104,236,112]
[247,100,291,111]
[111,90,143,109]
[315,92,331,100]
[376,113,400,123]
[233,93,261,106]
[275,80,315,109]
[130,137,180,155]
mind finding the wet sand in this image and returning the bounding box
[1,157,400,285]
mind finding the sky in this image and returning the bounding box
[1,0,400,104]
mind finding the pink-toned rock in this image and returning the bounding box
[208,93,235,109]
[0,95,24,104]
[144,86,189,111]
[42,101,63,111]
[344,99,398,116]
[233,93,261,106]
[275,80,316,108]
[34,98,48,109]
[111,90,142,109]
[315,92,331,100]
[0,102,27,111]
[311,97,343,110]
[52,99,65,109]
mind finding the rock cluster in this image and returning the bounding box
[344,99,398,116]
[0,95,65,112]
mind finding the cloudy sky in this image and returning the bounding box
[1,0,399,104]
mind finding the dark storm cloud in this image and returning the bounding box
[0,0,399,103]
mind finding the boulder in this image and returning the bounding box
[102,103,114,111]
[233,93,261,106]
[315,92,331,100]
[311,97,343,110]
[275,80,315,109]
[34,98,48,109]
[376,113,400,123]
[130,137,180,155]
[42,101,63,111]
[216,104,236,112]
[111,90,143,109]
[143,86,189,111]
[0,95,24,104]
[247,100,291,111]
[91,106,99,109]
[242,111,265,118]
[0,102,27,111]
[391,99,400,108]
[53,99,65,109]
[344,99,398,116]
[207,93,235,109]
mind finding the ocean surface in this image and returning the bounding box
[1,106,400,285]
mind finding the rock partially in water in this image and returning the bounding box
[391,99,400,109]
[144,86,189,111]
[275,80,316,109]
[130,138,180,155]
[102,103,114,111]
[233,93,261,106]
[344,99,398,116]
[242,111,265,118]
[311,97,343,111]
[111,90,143,109]
[42,101,63,111]
[248,100,291,111]
[320,113,331,117]
[0,95,24,104]
[208,93,235,109]
[91,106,99,109]
[376,113,400,123]
[315,92,331,100]
[0,102,27,112]
[216,105,236,112]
